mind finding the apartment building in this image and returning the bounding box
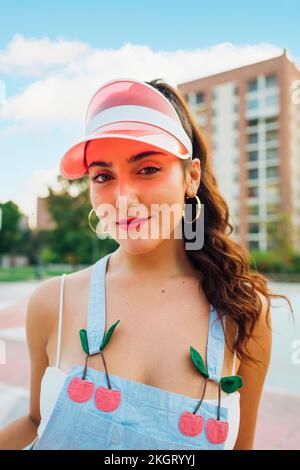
[36,196,56,230]
[178,51,300,252]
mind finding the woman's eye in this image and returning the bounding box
[91,173,112,183]
[138,166,162,175]
[91,166,161,184]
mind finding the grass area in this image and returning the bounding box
[266,273,300,283]
[0,265,80,282]
[1,266,300,283]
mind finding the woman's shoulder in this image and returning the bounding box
[242,289,272,367]
[255,290,271,329]
[26,265,93,332]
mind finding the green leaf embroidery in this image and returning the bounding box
[79,328,89,355]
[220,375,243,393]
[100,320,120,351]
[190,346,209,379]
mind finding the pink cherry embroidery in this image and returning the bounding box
[94,386,121,411]
[206,418,229,444]
[178,377,208,437]
[68,377,94,403]
[68,354,94,403]
[206,380,229,444]
[186,345,235,445]
[179,411,204,436]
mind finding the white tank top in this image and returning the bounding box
[37,273,240,449]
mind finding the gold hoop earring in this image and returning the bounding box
[88,208,108,237]
[88,208,98,233]
[182,194,201,224]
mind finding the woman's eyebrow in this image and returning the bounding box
[87,151,166,169]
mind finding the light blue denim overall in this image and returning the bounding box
[26,252,228,450]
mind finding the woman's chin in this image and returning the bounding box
[116,238,164,255]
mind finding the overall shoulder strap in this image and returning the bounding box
[206,305,225,382]
[55,273,66,368]
[87,253,111,355]
[231,325,238,374]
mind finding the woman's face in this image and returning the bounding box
[86,138,200,255]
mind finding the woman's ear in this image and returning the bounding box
[185,158,201,195]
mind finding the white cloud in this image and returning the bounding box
[0,33,90,76]
[0,36,287,128]
[1,75,88,125]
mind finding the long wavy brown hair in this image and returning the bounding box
[146,78,293,367]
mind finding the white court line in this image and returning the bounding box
[0,327,26,342]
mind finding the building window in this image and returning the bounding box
[266,94,279,107]
[196,92,205,104]
[266,148,279,160]
[247,99,259,110]
[248,150,259,162]
[249,240,260,250]
[248,133,259,144]
[266,166,279,178]
[248,168,259,180]
[248,223,260,234]
[266,129,278,142]
[247,78,258,92]
[198,112,207,126]
[265,74,278,88]
[265,116,278,125]
[247,118,259,127]
[249,205,259,215]
[248,186,259,197]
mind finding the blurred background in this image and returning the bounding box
[0,0,300,450]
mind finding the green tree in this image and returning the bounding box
[22,228,53,265]
[0,201,23,254]
[46,175,117,265]
[265,210,293,272]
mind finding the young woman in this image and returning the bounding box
[0,78,291,450]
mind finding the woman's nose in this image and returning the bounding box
[115,182,140,210]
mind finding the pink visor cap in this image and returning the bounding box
[59,78,193,179]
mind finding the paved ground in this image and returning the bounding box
[0,279,299,449]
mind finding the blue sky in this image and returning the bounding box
[1,0,299,226]
[1,0,300,55]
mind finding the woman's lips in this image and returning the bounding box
[117,217,150,230]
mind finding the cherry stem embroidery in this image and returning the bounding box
[193,377,209,415]
[99,350,112,389]
[217,380,221,421]
[82,354,90,380]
